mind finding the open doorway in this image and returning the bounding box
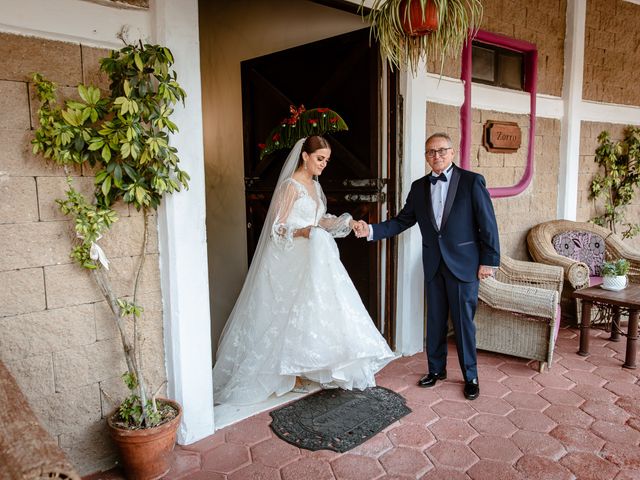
[199,0,398,428]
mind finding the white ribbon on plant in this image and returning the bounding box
[77,233,110,270]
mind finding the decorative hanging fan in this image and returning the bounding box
[259,105,349,159]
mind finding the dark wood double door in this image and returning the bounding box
[241,28,397,345]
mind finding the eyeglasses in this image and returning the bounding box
[425,147,452,158]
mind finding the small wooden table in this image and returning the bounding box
[574,283,640,369]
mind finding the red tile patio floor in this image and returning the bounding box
[87,327,640,480]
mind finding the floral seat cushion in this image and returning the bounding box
[552,231,605,276]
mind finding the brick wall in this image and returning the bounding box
[584,0,640,106]
[0,32,166,474]
[427,0,566,96]
[578,121,640,251]
[426,102,561,260]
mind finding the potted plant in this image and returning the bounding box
[363,0,483,73]
[32,41,188,480]
[601,259,630,291]
[590,126,640,239]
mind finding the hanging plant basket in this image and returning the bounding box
[363,0,483,74]
[401,0,438,36]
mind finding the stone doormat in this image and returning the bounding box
[269,387,411,452]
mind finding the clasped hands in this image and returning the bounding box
[349,219,370,239]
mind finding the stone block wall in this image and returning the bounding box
[0,32,166,474]
[427,0,566,96]
[584,0,640,106]
[578,121,640,251]
[426,102,560,260]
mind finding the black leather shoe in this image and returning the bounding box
[464,378,480,400]
[417,371,447,388]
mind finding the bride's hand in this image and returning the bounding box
[294,226,313,239]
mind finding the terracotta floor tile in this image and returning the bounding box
[469,436,522,463]
[402,385,445,405]
[201,443,251,474]
[475,380,510,398]
[593,367,638,383]
[560,451,621,480]
[616,396,640,418]
[469,396,513,416]
[433,382,469,401]
[537,387,584,407]
[330,454,385,480]
[166,449,200,479]
[510,430,566,459]
[601,442,640,470]
[398,404,439,427]
[420,467,471,480]
[476,366,508,382]
[280,457,336,480]
[562,370,608,387]
[228,463,280,480]
[606,381,640,398]
[429,418,478,443]
[425,440,479,470]
[549,424,605,453]
[507,409,557,433]
[616,470,640,480]
[544,404,596,428]
[571,383,619,403]
[515,454,574,480]
[468,413,517,437]
[181,431,225,455]
[432,400,477,420]
[224,414,272,446]
[497,363,537,378]
[349,432,394,459]
[387,423,436,449]
[581,400,630,424]
[582,354,623,368]
[379,446,433,478]
[380,362,413,378]
[591,420,640,445]
[476,353,508,367]
[466,459,524,480]
[176,472,225,480]
[558,357,597,371]
[501,376,543,393]
[250,438,300,468]
[503,391,550,411]
[628,417,640,433]
[531,372,576,390]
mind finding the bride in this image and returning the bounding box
[213,135,394,405]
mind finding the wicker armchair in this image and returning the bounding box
[476,255,563,372]
[527,220,640,323]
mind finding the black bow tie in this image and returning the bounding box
[429,173,447,185]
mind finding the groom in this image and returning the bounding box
[355,133,500,400]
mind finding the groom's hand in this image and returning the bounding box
[353,220,370,238]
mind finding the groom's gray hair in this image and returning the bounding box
[425,132,453,148]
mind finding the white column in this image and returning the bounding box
[394,67,427,356]
[152,0,215,443]
[558,0,586,220]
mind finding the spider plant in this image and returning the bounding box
[364,0,483,74]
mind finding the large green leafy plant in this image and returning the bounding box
[32,42,189,428]
[363,0,483,73]
[590,126,640,239]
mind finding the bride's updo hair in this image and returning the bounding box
[298,135,331,168]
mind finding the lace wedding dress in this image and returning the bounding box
[213,173,394,405]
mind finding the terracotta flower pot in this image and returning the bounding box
[107,399,182,480]
[401,0,438,36]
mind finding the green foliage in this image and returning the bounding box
[363,0,483,73]
[602,259,630,277]
[32,42,190,212]
[590,126,640,239]
[56,179,118,269]
[117,298,143,318]
[119,372,161,428]
[259,106,349,160]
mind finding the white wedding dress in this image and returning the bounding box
[213,175,394,405]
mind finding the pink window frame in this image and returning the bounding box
[459,30,538,198]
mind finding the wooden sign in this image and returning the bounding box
[483,121,521,153]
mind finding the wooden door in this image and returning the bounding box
[241,28,394,340]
